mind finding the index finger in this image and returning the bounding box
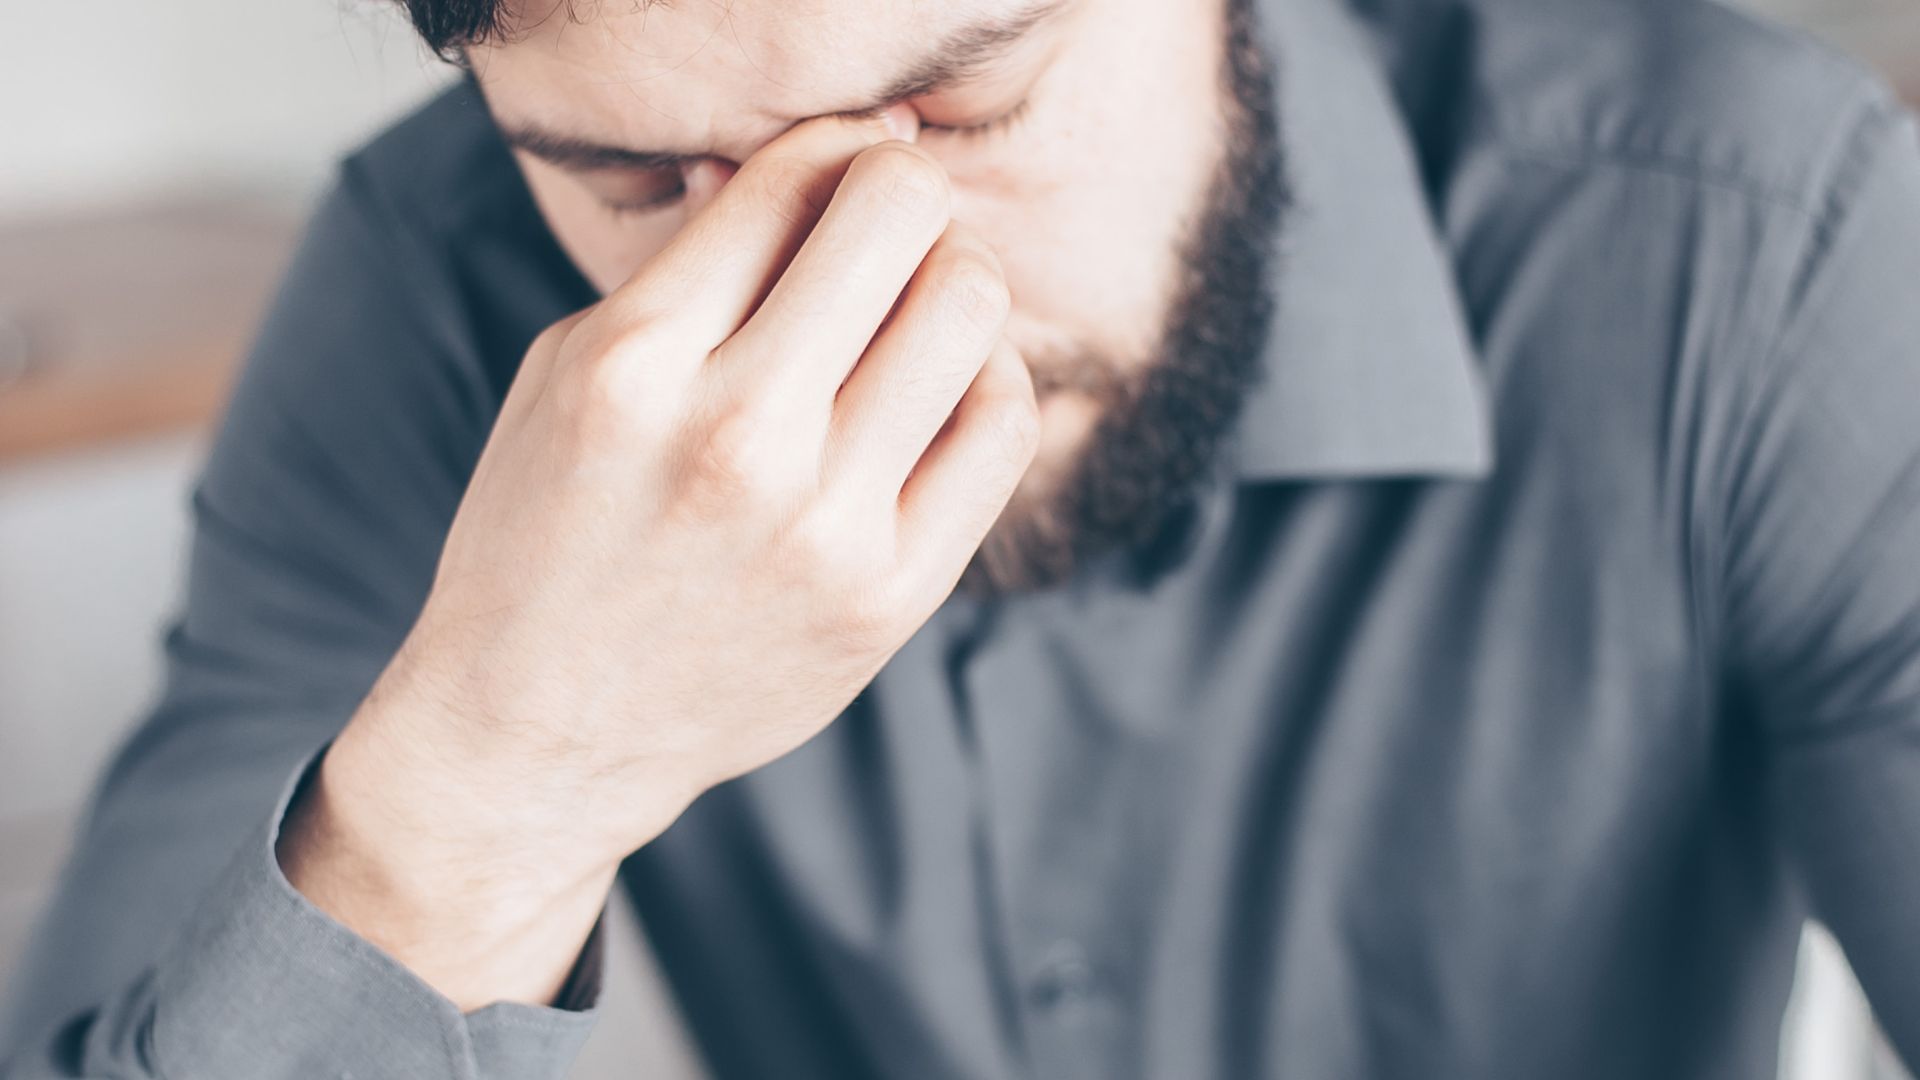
[594,105,921,355]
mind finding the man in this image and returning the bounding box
[3,0,1919,1074]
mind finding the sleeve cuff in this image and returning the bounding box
[147,742,603,1080]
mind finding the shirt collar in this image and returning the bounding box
[1224,0,1494,481]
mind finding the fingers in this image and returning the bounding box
[589,108,912,359]
[823,222,1011,498]
[895,335,1043,591]
[715,138,954,412]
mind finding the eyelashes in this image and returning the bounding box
[603,178,689,218]
[603,180,687,218]
[599,97,1035,220]
[918,96,1034,142]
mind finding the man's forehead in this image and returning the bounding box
[477,0,1065,134]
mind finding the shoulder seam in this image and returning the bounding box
[1469,71,1901,218]
[1709,95,1914,684]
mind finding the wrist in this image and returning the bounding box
[277,711,620,1010]
[352,622,709,858]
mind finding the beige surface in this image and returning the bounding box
[0,202,299,464]
[1735,0,1920,103]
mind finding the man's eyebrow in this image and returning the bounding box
[864,0,1072,108]
[498,0,1072,173]
[499,129,698,172]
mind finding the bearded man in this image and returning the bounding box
[5,0,1920,1077]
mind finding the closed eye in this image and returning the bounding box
[593,171,690,218]
[602,182,687,217]
[599,95,1034,218]
[919,97,1033,142]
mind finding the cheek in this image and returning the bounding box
[947,142,1215,368]
[962,185,1177,363]
[556,212,684,298]
[518,154,683,296]
[939,0,1226,369]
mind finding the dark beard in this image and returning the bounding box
[954,0,1290,600]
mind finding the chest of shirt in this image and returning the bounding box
[629,454,1732,1077]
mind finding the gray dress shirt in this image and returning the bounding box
[5,0,1920,1076]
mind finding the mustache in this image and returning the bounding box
[1022,347,1135,404]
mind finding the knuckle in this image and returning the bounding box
[673,402,788,510]
[782,502,863,579]
[554,345,653,439]
[781,505,898,624]
[835,587,904,650]
[530,315,578,359]
[934,254,1012,331]
[825,564,910,650]
[986,381,1044,456]
[771,498,912,653]
[518,318,578,385]
[851,143,951,224]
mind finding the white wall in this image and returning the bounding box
[0,437,202,824]
[0,0,452,221]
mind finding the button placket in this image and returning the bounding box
[1027,939,1105,1019]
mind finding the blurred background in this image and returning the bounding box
[0,1,1915,1077]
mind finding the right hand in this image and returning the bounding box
[278,105,1042,1008]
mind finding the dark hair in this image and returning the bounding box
[396,0,514,62]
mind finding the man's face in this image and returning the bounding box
[468,0,1279,596]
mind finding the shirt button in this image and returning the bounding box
[1028,940,1100,1013]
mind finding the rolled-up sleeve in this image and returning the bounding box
[9,746,603,1080]
[153,745,601,1079]
[0,149,603,1078]
[1717,93,1920,1065]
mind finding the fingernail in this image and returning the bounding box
[880,102,920,142]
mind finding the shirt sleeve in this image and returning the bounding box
[0,153,603,1079]
[1717,93,1920,1065]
